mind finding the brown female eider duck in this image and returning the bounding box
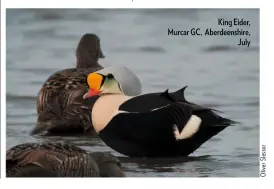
[32,33,105,135]
[32,65,142,135]
[6,142,125,177]
[82,71,237,157]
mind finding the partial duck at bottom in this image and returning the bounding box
[82,71,237,157]
[6,142,125,177]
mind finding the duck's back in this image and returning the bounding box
[6,142,100,177]
[37,68,88,113]
[34,66,102,135]
[38,65,105,112]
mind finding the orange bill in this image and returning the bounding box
[87,73,103,90]
[83,88,102,99]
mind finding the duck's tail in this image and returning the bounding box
[194,109,238,128]
[168,86,239,127]
[31,99,65,135]
[30,118,65,136]
[30,123,53,135]
[31,103,92,135]
[171,88,238,156]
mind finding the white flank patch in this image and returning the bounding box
[173,115,202,140]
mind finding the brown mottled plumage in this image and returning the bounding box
[33,34,105,135]
[6,142,125,177]
[90,152,125,177]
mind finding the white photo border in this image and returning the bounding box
[1,0,272,188]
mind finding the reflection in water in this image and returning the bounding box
[120,156,212,176]
[202,45,260,52]
[6,9,259,177]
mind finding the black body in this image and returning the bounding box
[95,87,235,157]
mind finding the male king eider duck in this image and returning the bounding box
[32,34,105,135]
[82,70,237,157]
[6,142,125,177]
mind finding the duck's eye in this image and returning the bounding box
[107,73,114,79]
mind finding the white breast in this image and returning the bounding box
[91,94,133,133]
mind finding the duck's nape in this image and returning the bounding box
[76,33,105,69]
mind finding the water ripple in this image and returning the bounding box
[7,93,37,101]
[202,45,260,52]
